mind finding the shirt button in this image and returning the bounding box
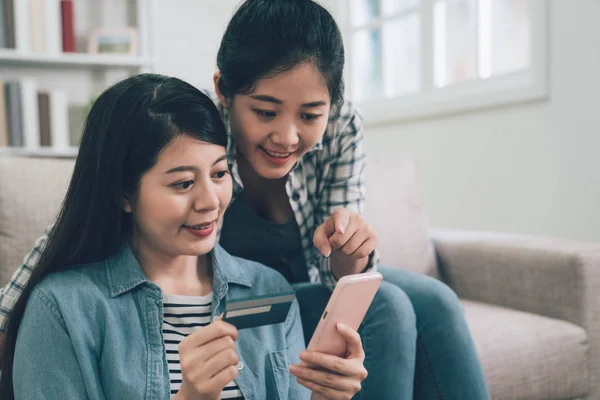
[292,191,301,201]
[237,361,244,371]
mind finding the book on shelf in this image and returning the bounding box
[0,0,6,48]
[20,78,40,148]
[29,0,45,53]
[2,0,16,49]
[48,89,70,149]
[0,0,69,53]
[68,103,86,147]
[60,0,74,53]
[0,82,8,147]
[13,0,29,52]
[4,80,22,147]
[38,92,51,147]
[0,79,71,152]
[44,0,62,55]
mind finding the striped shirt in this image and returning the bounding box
[0,94,378,332]
[163,292,244,399]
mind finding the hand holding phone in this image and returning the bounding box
[307,271,382,356]
[290,271,382,399]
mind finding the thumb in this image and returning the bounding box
[313,222,333,257]
[337,323,364,360]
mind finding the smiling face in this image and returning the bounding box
[123,134,232,260]
[217,62,331,180]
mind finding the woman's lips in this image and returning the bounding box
[184,222,215,237]
[260,146,294,165]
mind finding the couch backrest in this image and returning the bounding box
[0,155,74,287]
[364,153,438,277]
[0,152,438,288]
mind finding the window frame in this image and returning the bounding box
[336,0,549,126]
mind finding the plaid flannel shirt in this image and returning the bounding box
[0,93,378,332]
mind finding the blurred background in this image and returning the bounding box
[1,0,598,242]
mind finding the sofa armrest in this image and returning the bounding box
[431,228,600,327]
[432,228,600,398]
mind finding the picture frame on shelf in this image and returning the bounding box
[87,28,139,56]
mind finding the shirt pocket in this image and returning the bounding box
[268,348,292,400]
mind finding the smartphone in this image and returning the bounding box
[306,271,383,357]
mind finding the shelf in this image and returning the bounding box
[0,146,78,158]
[0,50,151,68]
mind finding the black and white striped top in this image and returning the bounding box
[163,292,244,399]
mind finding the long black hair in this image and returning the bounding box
[0,73,227,398]
[217,0,346,107]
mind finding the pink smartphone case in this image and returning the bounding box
[306,271,383,357]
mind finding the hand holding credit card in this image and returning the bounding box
[223,292,295,330]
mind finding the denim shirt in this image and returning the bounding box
[13,244,310,400]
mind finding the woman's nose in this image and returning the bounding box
[193,185,220,212]
[271,121,299,149]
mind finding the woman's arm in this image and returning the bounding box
[13,289,90,399]
[0,230,51,371]
[0,229,51,332]
[314,105,379,288]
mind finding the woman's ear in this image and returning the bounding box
[122,197,133,213]
[213,72,230,109]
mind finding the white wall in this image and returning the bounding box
[154,0,241,91]
[154,0,600,242]
[356,0,600,242]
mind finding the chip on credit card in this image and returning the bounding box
[223,292,295,330]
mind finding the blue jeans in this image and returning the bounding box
[292,266,490,399]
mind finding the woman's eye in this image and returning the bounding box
[214,170,230,179]
[174,180,194,190]
[301,113,321,121]
[254,109,276,118]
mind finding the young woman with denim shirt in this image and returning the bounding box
[0,1,490,398]
[0,74,369,400]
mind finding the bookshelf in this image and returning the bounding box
[0,49,152,68]
[0,0,159,158]
[0,145,78,157]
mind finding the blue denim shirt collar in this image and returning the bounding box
[211,244,253,299]
[105,244,253,299]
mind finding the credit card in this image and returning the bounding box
[223,292,295,330]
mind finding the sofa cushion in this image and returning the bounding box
[462,299,589,400]
[363,151,438,277]
[0,156,75,287]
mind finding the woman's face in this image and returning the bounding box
[217,62,331,180]
[124,135,232,260]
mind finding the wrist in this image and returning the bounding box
[173,388,190,400]
[330,252,369,279]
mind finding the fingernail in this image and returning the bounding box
[299,351,307,359]
[337,323,346,331]
[321,246,331,257]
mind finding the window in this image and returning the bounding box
[350,0,421,101]
[337,0,548,124]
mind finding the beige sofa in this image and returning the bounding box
[1,154,599,400]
